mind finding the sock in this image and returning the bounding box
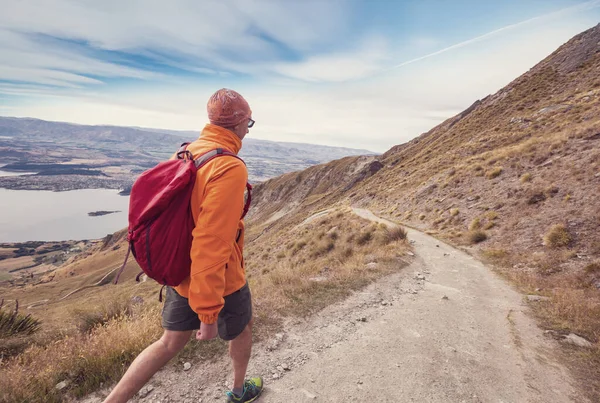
[232,386,244,397]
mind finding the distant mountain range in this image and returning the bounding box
[0,117,374,187]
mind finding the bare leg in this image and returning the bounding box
[104,330,192,403]
[230,319,253,390]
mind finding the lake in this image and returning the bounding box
[0,188,130,242]
[0,170,37,177]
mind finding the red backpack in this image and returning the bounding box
[114,143,252,293]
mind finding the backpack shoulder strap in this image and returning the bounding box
[193,148,252,219]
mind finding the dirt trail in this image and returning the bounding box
[82,209,586,403]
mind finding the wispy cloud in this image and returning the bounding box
[0,0,352,88]
[269,36,389,82]
[1,1,599,152]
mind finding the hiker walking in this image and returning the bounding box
[104,89,263,403]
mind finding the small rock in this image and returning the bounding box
[272,373,281,380]
[563,333,593,348]
[357,380,363,384]
[381,300,389,306]
[366,262,378,269]
[357,317,367,322]
[276,365,284,372]
[535,288,542,292]
[281,363,290,371]
[436,244,440,248]
[444,253,449,257]
[275,333,285,341]
[55,380,69,391]
[410,290,418,294]
[406,251,415,256]
[139,385,154,399]
[183,362,192,371]
[442,295,449,300]
[301,389,317,399]
[527,295,550,302]
[415,274,426,281]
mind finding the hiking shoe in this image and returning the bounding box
[225,377,264,402]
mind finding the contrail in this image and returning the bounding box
[389,0,600,71]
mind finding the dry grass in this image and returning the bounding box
[72,298,134,334]
[490,251,600,401]
[543,224,572,248]
[520,172,532,183]
[485,167,503,179]
[0,305,163,402]
[585,262,600,274]
[469,218,482,231]
[380,225,408,244]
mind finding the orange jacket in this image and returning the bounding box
[173,124,248,324]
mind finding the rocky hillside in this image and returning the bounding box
[248,24,600,396]
[253,23,600,279]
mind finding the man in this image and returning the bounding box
[104,89,263,403]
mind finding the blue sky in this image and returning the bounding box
[1,0,599,151]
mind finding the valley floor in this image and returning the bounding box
[81,210,586,403]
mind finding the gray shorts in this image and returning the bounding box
[161,283,252,341]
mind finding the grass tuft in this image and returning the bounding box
[543,224,572,248]
[485,167,503,179]
[0,300,41,338]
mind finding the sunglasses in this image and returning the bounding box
[247,118,255,128]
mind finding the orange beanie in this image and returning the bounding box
[207,88,252,128]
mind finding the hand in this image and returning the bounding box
[196,322,218,340]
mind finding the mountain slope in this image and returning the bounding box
[248,23,600,399]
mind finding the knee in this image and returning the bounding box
[160,330,191,354]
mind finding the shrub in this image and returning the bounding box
[483,222,496,230]
[527,191,546,205]
[382,226,408,244]
[482,248,508,261]
[291,241,307,256]
[584,262,600,274]
[311,240,335,257]
[486,211,498,220]
[485,167,503,179]
[469,218,481,231]
[543,224,572,248]
[0,300,41,338]
[356,231,373,246]
[450,208,459,217]
[468,230,488,244]
[419,214,426,221]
